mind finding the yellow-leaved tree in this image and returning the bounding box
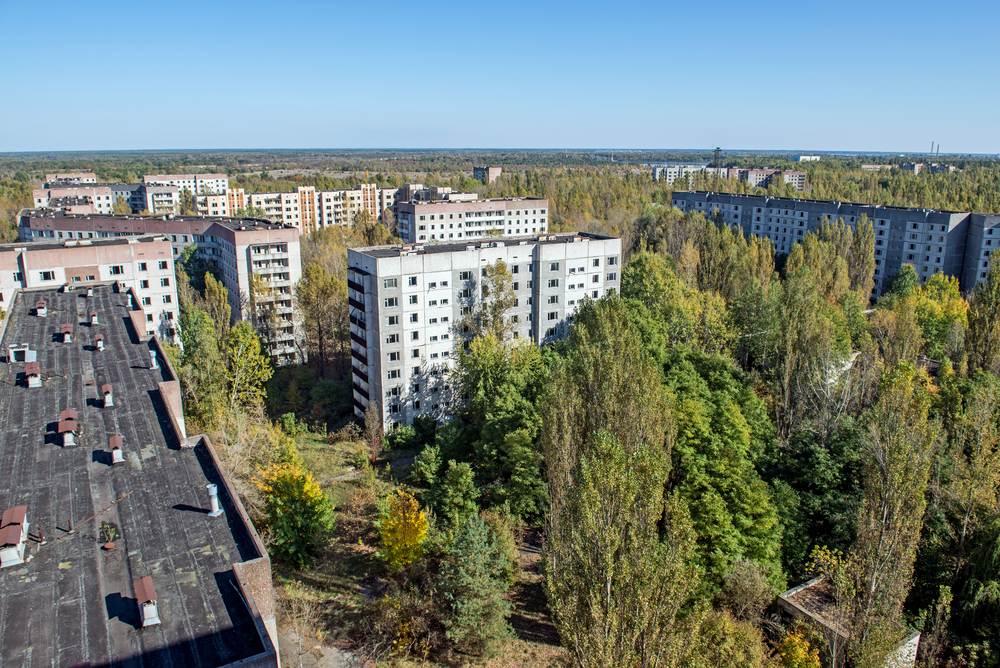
[377,490,428,573]
[255,462,334,569]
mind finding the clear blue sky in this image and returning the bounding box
[1,0,997,153]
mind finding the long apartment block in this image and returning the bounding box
[347,232,621,428]
[395,197,549,244]
[671,191,1000,296]
[18,211,302,361]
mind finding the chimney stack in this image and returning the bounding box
[206,484,223,517]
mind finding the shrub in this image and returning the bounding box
[777,628,822,668]
[255,463,334,568]
[428,460,479,530]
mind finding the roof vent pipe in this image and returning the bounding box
[206,484,223,517]
[149,350,159,370]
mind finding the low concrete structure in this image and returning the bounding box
[777,577,920,668]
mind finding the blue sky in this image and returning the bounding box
[1,0,997,153]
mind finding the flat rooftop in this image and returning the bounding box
[0,236,168,253]
[0,286,267,666]
[19,210,294,232]
[356,231,617,259]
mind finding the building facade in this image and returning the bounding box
[395,197,549,244]
[347,232,621,428]
[17,212,303,361]
[473,166,503,183]
[671,191,994,296]
[0,236,180,341]
[142,173,230,194]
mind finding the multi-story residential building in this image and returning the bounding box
[473,166,503,183]
[671,191,986,297]
[32,184,116,214]
[226,183,394,233]
[18,211,303,361]
[45,171,97,183]
[142,172,229,194]
[797,156,821,162]
[0,235,180,341]
[195,192,231,217]
[347,232,621,428]
[396,197,549,244]
[652,164,708,186]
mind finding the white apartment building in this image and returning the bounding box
[395,197,549,244]
[142,173,229,194]
[347,232,621,428]
[0,236,180,341]
[225,184,396,233]
[17,212,303,362]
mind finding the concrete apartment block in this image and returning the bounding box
[671,191,984,296]
[395,197,549,244]
[18,212,303,362]
[473,166,503,183]
[0,236,180,341]
[347,232,621,429]
[142,173,229,194]
[45,172,98,184]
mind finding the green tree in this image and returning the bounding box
[967,249,1000,376]
[465,259,517,341]
[255,462,334,568]
[428,461,479,529]
[226,321,274,408]
[113,196,132,214]
[205,272,232,342]
[295,263,345,377]
[545,431,704,668]
[439,514,514,655]
[839,364,939,668]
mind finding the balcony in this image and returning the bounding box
[353,383,370,401]
[348,296,365,311]
[347,279,364,293]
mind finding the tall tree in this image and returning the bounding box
[839,364,938,668]
[226,321,274,409]
[967,249,1000,376]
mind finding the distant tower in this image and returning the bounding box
[714,147,722,169]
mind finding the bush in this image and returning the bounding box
[439,514,514,656]
[255,463,334,568]
[280,412,307,437]
[428,461,480,530]
[377,490,429,573]
[777,628,822,668]
[716,558,774,623]
[388,424,417,450]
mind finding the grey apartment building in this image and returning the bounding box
[348,233,622,428]
[396,197,549,244]
[671,191,991,297]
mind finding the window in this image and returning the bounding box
[162,295,172,303]
[411,331,419,341]
[110,265,124,275]
[593,290,599,298]
[389,352,400,361]
[388,315,399,326]
[410,314,419,323]
[550,262,559,271]
[409,295,418,305]
[441,316,449,322]
[429,318,438,324]
[607,257,618,266]
[158,261,168,270]
[547,327,556,337]
[142,297,151,306]
[390,405,400,414]
[412,349,420,358]
[388,370,400,379]
[512,266,519,274]
[548,312,558,320]
[40,271,54,281]
[606,273,617,281]
[429,282,437,288]
[460,288,471,298]
[146,314,153,322]
[138,262,147,271]
[160,278,170,287]
[592,275,599,283]
[140,280,149,289]
[408,276,417,286]
[460,271,473,281]
[548,279,559,288]
[385,297,398,307]
[384,278,397,288]
[547,295,558,304]
[386,334,398,344]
